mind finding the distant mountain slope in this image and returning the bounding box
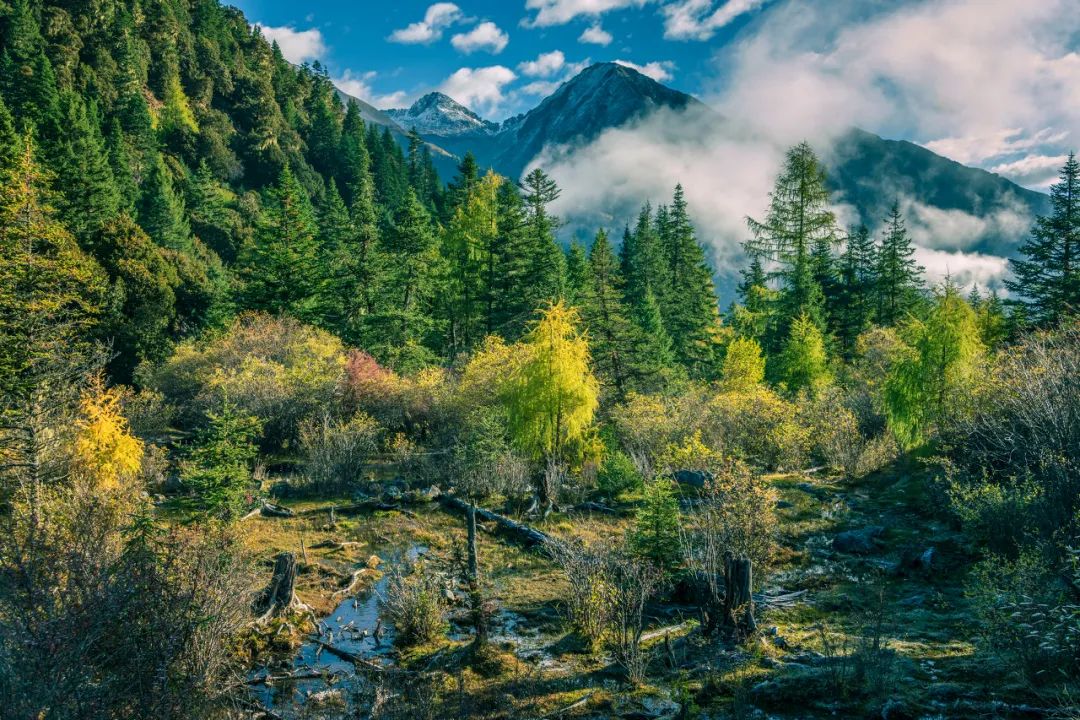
[378,62,1047,254]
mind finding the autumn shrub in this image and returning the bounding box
[611,392,683,478]
[142,313,346,449]
[803,387,897,478]
[342,350,453,441]
[380,563,448,647]
[701,386,810,471]
[546,539,611,647]
[299,412,381,491]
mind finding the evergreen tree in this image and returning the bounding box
[489,179,533,337]
[445,151,480,215]
[729,251,776,343]
[1006,153,1080,326]
[55,96,121,245]
[721,336,766,390]
[746,142,836,340]
[520,167,566,308]
[0,96,18,180]
[579,229,640,398]
[187,160,238,261]
[305,79,342,179]
[237,164,322,321]
[370,189,442,369]
[621,203,664,307]
[564,240,588,306]
[632,286,676,378]
[834,225,877,356]
[441,172,499,357]
[631,479,681,569]
[338,164,384,345]
[656,184,721,377]
[138,154,192,251]
[876,200,923,325]
[338,100,371,204]
[181,398,262,520]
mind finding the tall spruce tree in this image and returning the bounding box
[138,154,192,251]
[520,167,566,309]
[237,164,322,321]
[656,184,721,377]
[746,142,836,342]
[1006,153,1080,326]
[834,225,877,356]
[875,200,923,325]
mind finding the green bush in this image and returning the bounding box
[597,450,642,498]
[379,564,448,647]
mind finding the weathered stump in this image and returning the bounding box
[254,552,311,623]
[722,554,756,637]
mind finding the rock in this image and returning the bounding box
[384,486,403,501]
[672,469,713,488]
[366,554,382,569]
[832,526,886,554]
[613,694,681,719]
[443,588,457,603]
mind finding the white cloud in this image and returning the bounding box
[523,0,651,27]
[613,59,675,82]
[388,2,462,44]
[914,246,1011,292]
[451,21,509,54]
[662,0,767,41]
[991,154,1069,190]
[334,70,411,109]
[579,24,613,46]
[902,199,1032,254]
[438,66,517,116]
[255,24,327,64]
[521,80,562,96]
[706,0,1080,179]
[519,50,565,77]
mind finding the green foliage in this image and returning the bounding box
[875,201,923,326]
[631,478,681,569]
[380,564,448,647]
[885,283,984,447]
[721,336,766,390]
[777,313,831,395]
[1006,153,1080,327]
[597,449,642,497]
[181,397,262,520]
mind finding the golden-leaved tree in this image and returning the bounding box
[506,301,599,514]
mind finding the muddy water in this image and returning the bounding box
[249,544,427,712]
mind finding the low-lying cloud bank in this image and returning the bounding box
[530,0,1080,298]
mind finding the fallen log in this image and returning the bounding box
[574,501,621,515]
[544,691,595,718]
[438,494,551,548]
[296,498,403,517]
[311,639,385,672]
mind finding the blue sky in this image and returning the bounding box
[236,0,767,120]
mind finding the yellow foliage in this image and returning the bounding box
[73,380,143,490]
[660,430,723,473]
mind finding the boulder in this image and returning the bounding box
[672,469,713,488]
[833,526,886,554]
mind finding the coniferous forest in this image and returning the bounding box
[1,0,1079,718]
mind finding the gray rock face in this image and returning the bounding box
[672,469,714,487]
[386,92,499,137]
[832,526,886,554]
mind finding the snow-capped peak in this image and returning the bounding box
[386,92,498,137]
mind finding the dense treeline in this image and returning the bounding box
[3,0,1080,716]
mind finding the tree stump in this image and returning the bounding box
[722,554,756,637]
[254,552,311,623]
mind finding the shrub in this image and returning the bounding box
[342,350,452,440]
[611,392,682,478]
[803,387,897,478]
[701,386,810,471]
[142,314,345,450]
[379,564,448,647]
[546,539,611,647]
[597,450,642,497]
[943,322,1080,560]
[299,413,381,491]
[721,336,766,390]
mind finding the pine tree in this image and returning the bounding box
[631,479,681,569]
[489,179,533,338]
[621,203,664,308]
[0,96,18,181]
[579,229,644,398]
[656,184,722,377]
[305,79,342,179]
[441,172,499,356]
[729,251,776,343]
[445,151,480,215]
[1006,153,1080,326]
[338,100,371,204]
[187,160,238,261]
[632,286,676,377]
[564,240,588,307]
[138,154,192,251]
[370,189,442,369]
[181,397,262,520]
[721,336,766,390]
[876,200,923,325]
[238,164,322,321]
[834,225,877,356]
[520,167,566,309]
[746,142,836,341]
[55,96,121,245]
[338,164,384,345]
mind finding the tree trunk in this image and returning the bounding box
[254,552,310,623]
[721,555,756,637]
[466,502,487,643]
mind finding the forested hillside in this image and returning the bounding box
[1,0,1079,718]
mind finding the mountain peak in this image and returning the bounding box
[387,92,498,137]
